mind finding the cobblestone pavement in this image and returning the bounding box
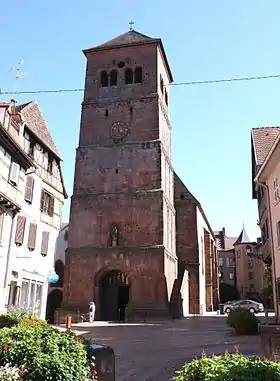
[69,316,263,381]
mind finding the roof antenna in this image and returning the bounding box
[129,21,134,31]
[10,60,25,98]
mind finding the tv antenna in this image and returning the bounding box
[10,60,26,97]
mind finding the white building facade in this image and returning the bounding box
[46,223,68,322]
[0,101,67,319]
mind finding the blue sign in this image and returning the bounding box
[48,273,59,284]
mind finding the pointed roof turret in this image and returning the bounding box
[233,226,251,246]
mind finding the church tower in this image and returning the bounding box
[63,29,177,321]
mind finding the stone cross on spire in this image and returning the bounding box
[129,21,135,31]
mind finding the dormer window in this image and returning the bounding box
[160,76,164,94]
[28,139,35,158]
[47,157,53,174]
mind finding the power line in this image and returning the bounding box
[1,73,280,96]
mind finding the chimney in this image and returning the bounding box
[10,99,16,115]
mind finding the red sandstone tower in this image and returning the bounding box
[63,29,177,321]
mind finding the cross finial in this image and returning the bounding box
[129,21,134,31]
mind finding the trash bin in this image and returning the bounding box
[218,304,224,315]
[88,343,115,381]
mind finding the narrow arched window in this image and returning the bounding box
[134,67,143,83]
[165,90,168,106]
[110,70,118,86]
[160,76,164,93]
[125,68,133,84]
[100,71,108,87]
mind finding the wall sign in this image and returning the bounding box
[48,273,59,284]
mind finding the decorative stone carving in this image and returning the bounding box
[110,225,119,247]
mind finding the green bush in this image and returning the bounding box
[0,324,91,381]
[0,309,47,329]
[227,307,259,334]
[173,353,280,381]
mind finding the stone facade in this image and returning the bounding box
[174,174,218,314]
[63,30,177,321]
[62,30,217,321]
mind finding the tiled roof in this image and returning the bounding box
[16,101,61,159]
[233,227,251,246]
[251,127,280,166]
[97,30,153,48]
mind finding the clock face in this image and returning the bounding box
[110,121,129,141]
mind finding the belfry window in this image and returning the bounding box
[134,67,143,83]
[100,71,108,87]
[125,68,133,84]
[110,70,118,86]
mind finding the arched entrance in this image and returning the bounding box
[45,289,63,323]
[100,270,129,321]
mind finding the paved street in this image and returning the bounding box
[64,314,266,381]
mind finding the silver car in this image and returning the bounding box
[224,300,264,314]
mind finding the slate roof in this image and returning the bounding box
[96,30,153,48]
[15,101,61,159]
[251,127,280,166]
[233,227,251,246]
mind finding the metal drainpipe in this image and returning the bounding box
[258,181,279,323]
[3,210,17,288]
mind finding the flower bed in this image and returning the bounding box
[173,353,280,381]
[0,310,99,381]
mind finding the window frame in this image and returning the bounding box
[0,208,4,245]
[40,190,54,217]
[277,221,280,247]
[274,177,280,203]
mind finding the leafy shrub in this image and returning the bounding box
[0,310,47,329]
[227,307,259,334]
[173,353,280,381]
[0,324,91,381]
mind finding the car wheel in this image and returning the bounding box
[249,307,255,314]
[225,308,231,314]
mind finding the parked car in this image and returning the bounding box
[223,300,264,314]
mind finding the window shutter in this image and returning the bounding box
[40,190,44,211]
[50,197,54,216]
[27,223,37,250]
[41,231,50,256]
[14,215,26,245]
[9,162,20,185]
[24,177,34,203]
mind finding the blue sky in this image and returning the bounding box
[1,0,279,240]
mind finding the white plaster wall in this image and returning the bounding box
[0,125,65,319]
[6,169,64,319]
[54,225,68,265]
[0,210,13,313]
